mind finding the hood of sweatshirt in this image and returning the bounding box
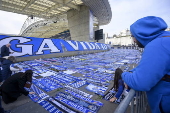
[130,16,167,47]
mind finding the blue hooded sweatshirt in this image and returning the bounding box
[122,16,170,113]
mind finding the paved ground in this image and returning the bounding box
[1,66,133,113]
[1,48,153,113]
[2,84,131,113]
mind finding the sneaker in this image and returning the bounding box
[4,110,11,113]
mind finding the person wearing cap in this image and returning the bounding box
[0,44,13,57]
[121,16,170,113]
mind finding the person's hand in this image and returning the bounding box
[29,92,35,94]
[124,83,128,89]
[19,68,22,71]
[109,97,117,102]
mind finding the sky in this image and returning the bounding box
[101,0,170,36]
[0,11,27,35]
[0,0,169,37]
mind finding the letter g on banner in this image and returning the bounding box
[0,37,33,57]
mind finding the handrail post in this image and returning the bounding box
[114,89,136,113]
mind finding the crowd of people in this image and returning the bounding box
[0,16,170,113]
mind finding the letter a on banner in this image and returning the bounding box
[36,39,60,54]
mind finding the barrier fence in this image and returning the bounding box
[112,45,144,52]
[114,89,150,113]
[113,46,149,113]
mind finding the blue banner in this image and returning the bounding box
[0,35,110,57]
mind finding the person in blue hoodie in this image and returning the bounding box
[121,16,170,113]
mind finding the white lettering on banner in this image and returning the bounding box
[89,43,96,49]
[0,36,109,57]
[76,105,84,111]
[100,44,104,49]
[80,42,87,50]
[101,44,107,50]
[85,42,92,49]
[0,37,33,56]
[36,39,60,54]
[94,43,101,49]
[14,44,33,56]
[66,41,79,50]
[104,44,109,49]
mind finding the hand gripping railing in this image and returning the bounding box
[114,89,150,113]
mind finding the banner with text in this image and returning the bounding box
[0,35,110,57]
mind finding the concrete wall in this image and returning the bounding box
[67,6,91,42]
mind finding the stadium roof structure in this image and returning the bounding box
[0,0,112,38]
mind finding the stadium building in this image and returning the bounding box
[0,0,112,42]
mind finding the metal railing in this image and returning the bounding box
[114,89,150,113]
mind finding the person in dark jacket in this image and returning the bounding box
[1,44,13,57]
[109,68,125,102]
[0,70,35,104]
[1,56,16,81]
